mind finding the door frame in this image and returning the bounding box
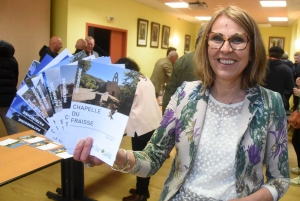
[85,23,127,59]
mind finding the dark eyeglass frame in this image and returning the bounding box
[206,32,251,51]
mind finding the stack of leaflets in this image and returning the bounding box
[7,49,139,166]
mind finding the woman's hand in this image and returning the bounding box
[73,137,104,167]
[293,87,300,97]
[229,198,249,201]
[229,188,273,201]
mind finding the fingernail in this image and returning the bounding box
[86,138,92,144]
[79,139,84,146]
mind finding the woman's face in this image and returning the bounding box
[208,15,251,84]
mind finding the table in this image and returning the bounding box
[0,130,61,186]
[0,130,96,201]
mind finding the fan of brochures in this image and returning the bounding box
[7,49,139,165]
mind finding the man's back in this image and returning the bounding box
[162,52,196,113]
[39,45,57,61]
[264,59,294,109]
[150,57,173,95]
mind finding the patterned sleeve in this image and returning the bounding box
[129,82,187,178]
[264,91,290,200]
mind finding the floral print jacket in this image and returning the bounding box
[131,81,290,201]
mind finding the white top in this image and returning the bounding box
[172,94,244,201]
[125,75,162,137]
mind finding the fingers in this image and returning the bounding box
[73,139,85,161]
[91,156,105,166]
[80,137,93,163]
[73,138,104,167]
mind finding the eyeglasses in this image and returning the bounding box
[207,32,251,51]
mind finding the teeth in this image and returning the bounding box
[219,59,235,64]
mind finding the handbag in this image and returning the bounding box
[288,109,300,129]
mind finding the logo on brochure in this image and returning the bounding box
[92,145,112,159]
[101,149,112,159]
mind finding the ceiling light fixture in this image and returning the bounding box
[268,17,288,21]
[165,2,188,8]
[260,1,286,7]
[195,16,211,21]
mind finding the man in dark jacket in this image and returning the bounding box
[264,46,294,110]
[0,40,19,135]
[39,36,62,61]
[282,53,294,72]
[282,52,295,107]
[162,24,206,114]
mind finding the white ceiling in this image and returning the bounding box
[135,0,300,26]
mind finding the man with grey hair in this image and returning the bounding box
[150,51,178,98]
[282,52,294,70]
[85,36,99,57]
[162,24,207,113]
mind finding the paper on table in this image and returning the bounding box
[49,147,73,159]
[18,135,45,143]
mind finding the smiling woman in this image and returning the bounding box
[73,5,289,201]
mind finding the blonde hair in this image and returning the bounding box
[194,5,267,89]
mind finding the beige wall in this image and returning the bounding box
[0,0,50,135]
[0,0,51,87]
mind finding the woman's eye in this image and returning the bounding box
[211,35,223,42]
[231,37,245,44]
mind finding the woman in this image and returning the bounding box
[291,79,300,186]
[115,57,162,201]
[74,6,289,201]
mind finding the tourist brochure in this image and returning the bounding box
[0,138,26,148]
[64,60,139,165]
[28,140,59,150]
[6,100,49,134]
[18,134,45,143]
[7,50,138,166]
[49,147,73,159]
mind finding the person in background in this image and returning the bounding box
[150,51,178,97]
[294,52,300,70]
[73,6,289,201]
[85,36,99,57]
[292,52,300,110]
[281,52,295,110]
[0,40,19,135]
[264,46,294,110]
[39,36,62,61]
[162,24,207,114]
[290,78,300,186]
[282,52,294,70]
[115,57,162,201]
[74,38,87,54]
[166,47,176,56]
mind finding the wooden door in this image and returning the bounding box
[86,23,127,63]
